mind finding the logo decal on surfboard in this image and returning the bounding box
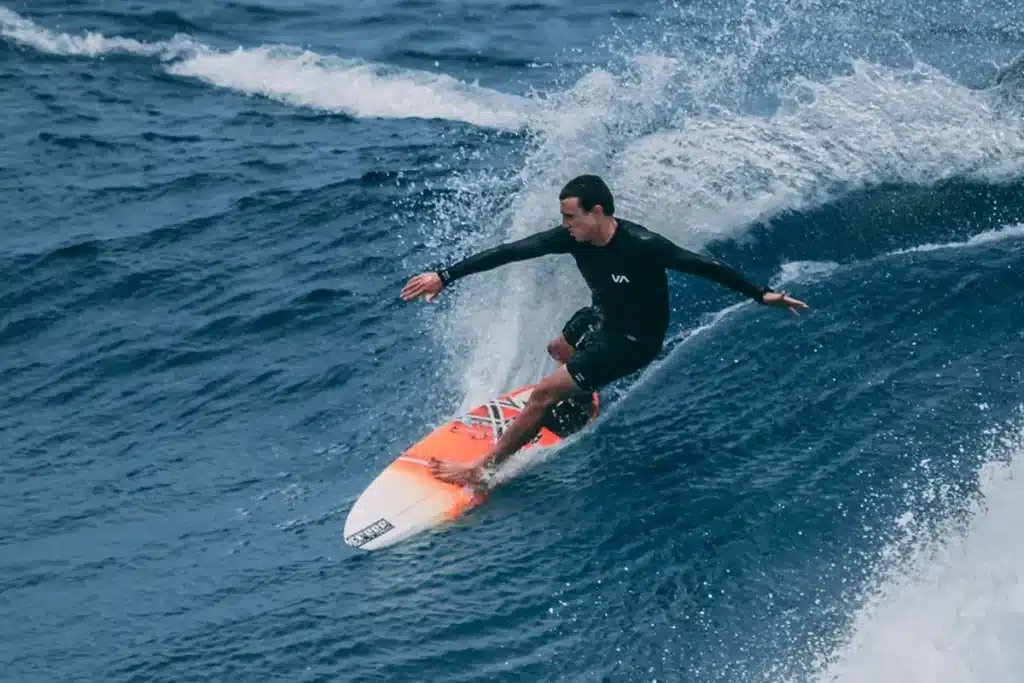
[344,518,395,548]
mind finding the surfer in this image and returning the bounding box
[400,174,808,487]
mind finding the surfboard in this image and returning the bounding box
[343,383,599,551]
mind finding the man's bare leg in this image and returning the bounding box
[429,365,582,485]
[487,365,581,467]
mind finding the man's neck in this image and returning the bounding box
[591,217,618,246]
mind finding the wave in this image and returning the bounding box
[430,50,1024,403]
[0,6,194,57]
[164,46,534,128]
[0,7,536,129]
[805,412,1024,683]
[888,222,1024,255]
[7,5,1024,407]
[613,59,1024,247]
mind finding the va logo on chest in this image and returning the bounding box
[611,273,630,283]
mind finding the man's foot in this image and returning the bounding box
[428,457,486,487]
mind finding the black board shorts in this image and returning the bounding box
[560,306,662,392]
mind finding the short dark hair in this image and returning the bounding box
[559,174,614,216]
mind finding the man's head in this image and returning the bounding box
[559,174,615,243]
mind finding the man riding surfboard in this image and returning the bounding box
[400,175,808,487]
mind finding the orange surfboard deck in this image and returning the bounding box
[343,383,598,550]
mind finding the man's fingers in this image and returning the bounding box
[783,296,808,316]
[764,292,809,315]
[769,293,808,309]
[401,274,442,302]
[401,279,424,300]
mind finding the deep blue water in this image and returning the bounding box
[3,1,1024,682]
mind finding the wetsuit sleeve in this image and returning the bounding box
[437,227,573,285]
[648,234,770,302]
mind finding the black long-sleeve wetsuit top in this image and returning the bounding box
[437,218,770,343]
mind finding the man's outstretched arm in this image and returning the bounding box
[439,226,571,284]
[401,226,571,302]
[650,234,809,313]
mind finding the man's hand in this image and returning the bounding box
[763,291,809,315]
[401,272,444,303]
[428,457,486,487]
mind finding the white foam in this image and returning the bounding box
[889,223,1024,256]
[613,60,1024,246]
[0,7,534,129]
[167,46,534,128]
[772,224,1023,288]
[775,261,842,286]
[807,416,1024,683]
[0,7,196,58]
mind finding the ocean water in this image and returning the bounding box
[3,1,1024,681]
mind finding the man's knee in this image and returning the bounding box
[527,382,569,411]
[547,336,573,363]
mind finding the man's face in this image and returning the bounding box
[560,197,601,242]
